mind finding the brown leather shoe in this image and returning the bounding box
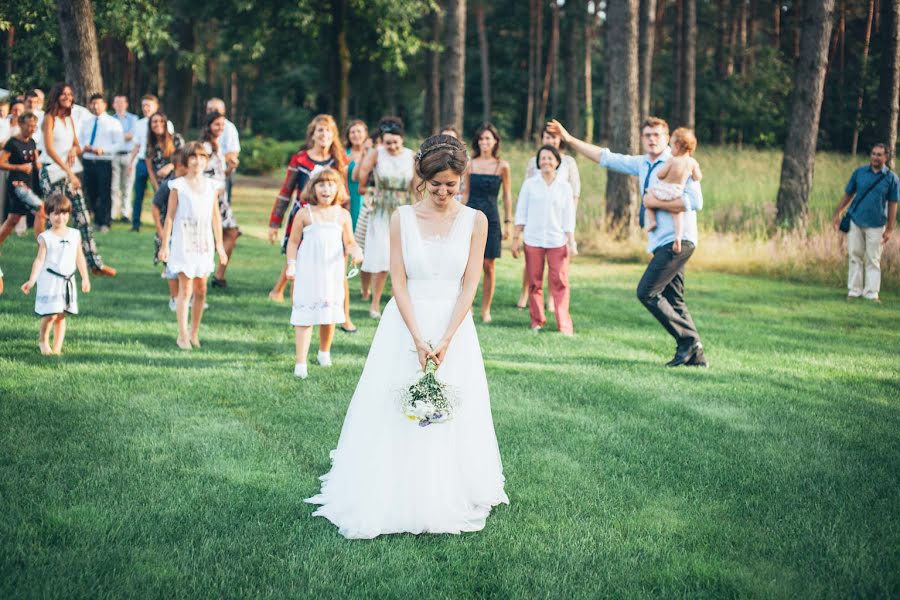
[91,265,117,277]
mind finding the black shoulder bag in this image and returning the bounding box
[840,172,887,233]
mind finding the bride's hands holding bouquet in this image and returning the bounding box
[428,338,450,367]
[414,339,433,370]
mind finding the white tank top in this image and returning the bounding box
[44,115,83,182]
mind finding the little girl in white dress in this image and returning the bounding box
[286,168,363,379]
[21,192,91,355]
[159,142,227,350]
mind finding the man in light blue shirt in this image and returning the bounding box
[547,117,707,367]
[110,94,138,223]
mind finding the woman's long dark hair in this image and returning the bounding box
[147,111,176,159]
[46,82,74,119]
[200,112,224,153]
[471,122,501,159]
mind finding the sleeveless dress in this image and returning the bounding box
[34,228,82,316]
[42,116,83,185]
[361,147,414,273]
[466,168,503,259]
[165,177,219,278]
[306,204,509,539]
[290,206,346,326]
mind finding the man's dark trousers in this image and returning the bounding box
[636,241,701,347]
[83,158,113,227]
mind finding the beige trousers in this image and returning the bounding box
[847,221,885,299]
[110,153,135,220]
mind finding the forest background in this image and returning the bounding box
[1,0,899,286]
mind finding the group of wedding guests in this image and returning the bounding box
[0,82,244,353]
[263,114,590,376]
[5,83,895,367]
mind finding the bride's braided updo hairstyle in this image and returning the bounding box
[414,135,469,194]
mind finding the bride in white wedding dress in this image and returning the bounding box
[306,135,509,539]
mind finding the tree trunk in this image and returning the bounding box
[441,0,466,133]
[605,0,640,231]
[728,0,739,74]
[157,60,166,99]
[773,0,781,42]
[714,0,730,143]
[424,8,443,135]
[877,0,900,165]
[525,0,537,140]
[536,2,560,130]
[745,0,757,72]
[170,20,196,133]
[333,0,351,128]
[791,0,803,61]
[639,0,657,119]
[674,0,684,124]
[738,0,748,75]
[532,0,545,139]
[775,0,835,229]
[681,0,696,128]
[476,3,492,123]
[584,0,595,143]
[851,0,876,155]
[564,6,581,137]
[230,71,239,127]
[4,26,13,80]
[56,0,104,101]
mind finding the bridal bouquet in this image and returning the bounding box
[401,358,456,427]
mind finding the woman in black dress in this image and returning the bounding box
[462,123,512,323]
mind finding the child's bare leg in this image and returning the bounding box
[319,324,336,353]
[645,202,658,232]
[269,264,287,302]
[672,212,684,253]
[360,271,371,300]
[295,325,313,365]
[0,214,22,247]
[38,315,54,355]
[190,277,208,346]
[52,314,67,354]
[175,274,192,348]
[0,275,4,295]
[33,206,46,237]
[167,278,179,300]
[342,277,355,330]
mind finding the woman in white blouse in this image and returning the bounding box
[511,145,576,336]
[518,124,581,310]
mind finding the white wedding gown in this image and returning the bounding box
[306,204,509,539]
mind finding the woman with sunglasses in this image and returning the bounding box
[353,116,415,319]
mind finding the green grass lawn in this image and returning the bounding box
[1,184,898,597]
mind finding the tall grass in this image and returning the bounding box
[241,141,896,290]
[497,143,898,290]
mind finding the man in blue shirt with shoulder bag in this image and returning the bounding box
[832,143,899,302]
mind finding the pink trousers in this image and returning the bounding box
[524,244,573,334]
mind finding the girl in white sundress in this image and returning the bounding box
[305,135,508,539]
[21,192,91,355]
[286,168,363,379]
[159,142,227,351]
